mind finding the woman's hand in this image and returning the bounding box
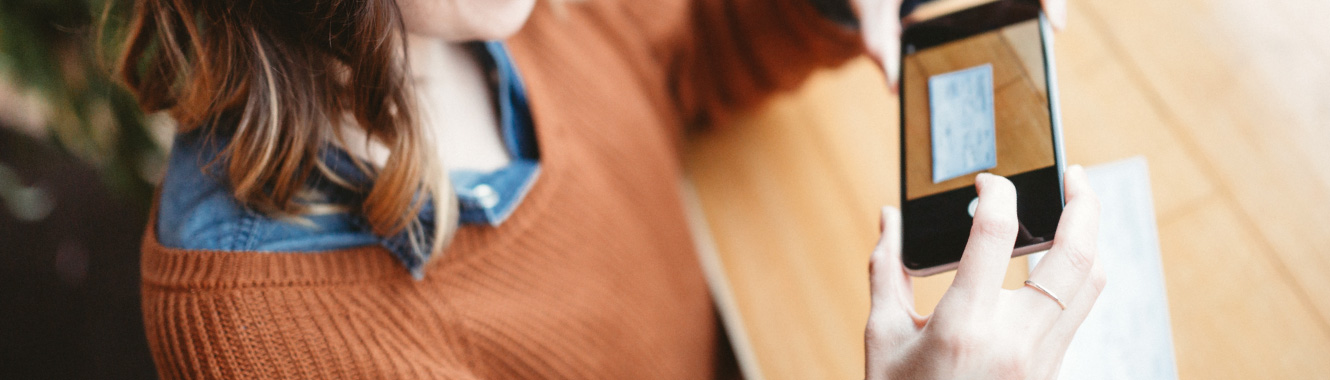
[864,166,1104,379]
[852,0,1069,89]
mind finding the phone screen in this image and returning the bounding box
[900,1,1064,273]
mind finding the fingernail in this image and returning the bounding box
[1048,2,1068,31]
[1069,164,1085,178]
[1056,7,1069,31]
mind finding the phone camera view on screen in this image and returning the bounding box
[899,0,1064,274]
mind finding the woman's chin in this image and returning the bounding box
[465,0,537,40]
[462,21,528,41]
[405,0,536,42]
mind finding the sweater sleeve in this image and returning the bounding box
[670,0,867,127]
[141,282,481,379]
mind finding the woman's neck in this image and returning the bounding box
[339,36,510,174]
[407,35,511,172]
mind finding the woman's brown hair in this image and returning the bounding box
[115,0,456,257]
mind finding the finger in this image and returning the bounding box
[882,20,901,91]
[1051,256,1106,341]
[1041,0,1068,31]
[854,0,903,89]
[950,173,1020,298]
[1030,256,1107,380]
[869,206,917,331]
[1026,165,1101,314]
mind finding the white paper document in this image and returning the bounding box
[929,64,997,183]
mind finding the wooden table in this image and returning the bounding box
[683,0,1330,378]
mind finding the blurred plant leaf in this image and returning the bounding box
[0,0,161,201]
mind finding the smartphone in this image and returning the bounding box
[898,0,1066,276]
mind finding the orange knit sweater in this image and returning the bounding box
[140,1,864,378]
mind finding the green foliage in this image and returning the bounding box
[0,0,161,201]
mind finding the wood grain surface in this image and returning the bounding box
[683,0,1330,378]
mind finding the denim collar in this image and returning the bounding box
[159,41,542,279]
[363,41,541,277]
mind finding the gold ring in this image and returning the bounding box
[1024,280,1067,310]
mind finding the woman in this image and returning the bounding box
[118,0,1100,378]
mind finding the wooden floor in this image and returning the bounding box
[683,0,1330,379]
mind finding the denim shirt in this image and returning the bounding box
[156,42,539,279]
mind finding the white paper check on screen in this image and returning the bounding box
[929,63,997,183]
